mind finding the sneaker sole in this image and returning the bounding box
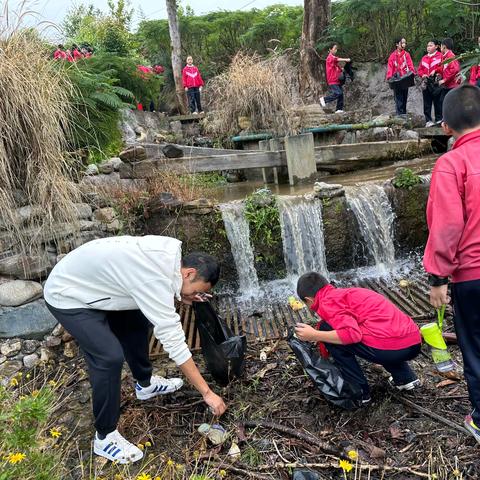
[464,421,480,444]
[396,379,421,391]
[136,385,182,400]
[93,446,143,464]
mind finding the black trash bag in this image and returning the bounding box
[388,71,415,90]
[339,61,355,85]
[292,469,320,480]
[287,328,363,410]
[193,301,246,386]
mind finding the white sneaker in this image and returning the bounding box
[425,121,435,127]
[388,376,421,391]
[335,109,344,113]
[93,430,143,464]
[135,375,183,400]
[320,97,326,107]
[192,111,198,115]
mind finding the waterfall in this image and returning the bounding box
[220,202,260,295]
[277,196,329,278]
[345,184,395,272]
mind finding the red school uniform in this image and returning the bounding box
[423,130,480,283]
[182,65,204,88]
[311,284,421,349]
[386,50,416,80]
[417,51,443,77]
[469,65,480,85]
[441,50,461,89]
[326,52,343,86]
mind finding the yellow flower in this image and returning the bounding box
[26,373,31,379]
[48,380,57,387]
[144,441,152,447]
[219,469,227,477]
[137,443,144,450]
[339,459,353,472]
[114,475,124,480]
[6,452,26,464]
[136,474,152,480]
[347,450,358,460]
[9,377,18,387]
[32,390,39,397]
[50,428,62,438]
[154,477,162,480]
[166,458,174,466]
[18,372,23,377]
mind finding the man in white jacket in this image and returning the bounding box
[44,235,226,464]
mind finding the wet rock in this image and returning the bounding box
[98,160,114,175]
[0,360,22,383]
[1,340,21,357]
[23,353,40,368]
[312,182,345,198]
[162,144,183,158]
[40,347,54,363]
[52,324,64,336]
[64,341,78,358]
[84,164,99,176]
[398,129,420,141]
[0,252,52,279]
[110,157,123,171]
[22,339,40,354]
[183,198,214,215]
[0,300,58,339]
[45,335,62,348]
[0,280,43,307]
[94,207,117,224]
[119,145,147,162]
[74,203,93,220]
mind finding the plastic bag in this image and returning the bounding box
[193,301,246,386]
[292,470,320,480]
[287,328,363,410]
[388,71,415,90]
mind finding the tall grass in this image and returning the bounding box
[0,26,81,257]
[206,52,297,137]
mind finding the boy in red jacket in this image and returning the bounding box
[295,272,421,402]
[418,40,443,127]
[423,85,480,442]
[182,56,204,114]
[438,38,461,119]
[386,37,416,117]
[320,43,351,113]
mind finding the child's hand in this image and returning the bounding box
[429,285,449,308]
[295,323,319,342]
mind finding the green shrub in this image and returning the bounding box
[392,168,421,190]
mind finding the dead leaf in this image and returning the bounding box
[236,424,248,443]
[436,379,458,388]
[439,370,463,381]
[255,362,277,379]
[364,443,386,459]
[389,422,403,439]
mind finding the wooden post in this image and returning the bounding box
[269,138,282,185]
[284,133,316,186]
[258,139,270,184]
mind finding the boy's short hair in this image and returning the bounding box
[297,272,329,300]
[328,42,338,50]
[183,252,220,286]
[394,37,404,46]
[443,85,480,132]
[441,38,454,50]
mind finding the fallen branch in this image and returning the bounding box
[206,462,271,479]
[254,461,430,478]
[241,420,341,456]
[394,395,469,435]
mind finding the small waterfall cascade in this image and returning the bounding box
[220,202,260,295]
[277,196,329,278]
[345,184,396,272]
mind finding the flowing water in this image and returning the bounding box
[345,184,396,273]
[277,196,329,278]
[219,202,260,296]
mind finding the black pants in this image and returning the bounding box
[187,87,202,113]
[319,321,420,395]
[394,88,409,115]
[452,279,480,426]
[324,84,344,111]
[46,303,152,436]
[422,89,442,123]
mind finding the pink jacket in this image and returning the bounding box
[182,65,204,88]
[424,130,480,283]
[311,285,421,349]
[417,51,443,77]
[386,50,416,79]
[441,50,461,89]
[326,53,342,85]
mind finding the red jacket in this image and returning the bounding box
[311,284,421,350]
[386,50,416,79]
[441,50,461,89]
[182,65,204,88]
[73,49,83,61]
[424,130,480,283]
[417,51,443,77]
[326,53,342,85]
[53,49,66,60]
[469,65,480,85]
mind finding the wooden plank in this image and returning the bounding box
[168,113,205,121]
[415,127,449,137]
[143,143,246,158]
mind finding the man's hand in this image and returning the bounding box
[184,87,188,91]
[439,79,445,85]
[295,323,319,342]
[203,389,226,416]
[429,285,450,308]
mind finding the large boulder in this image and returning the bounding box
[0,280,43,307]
[0,299,57,339]
[0,252,52,279]
[119,145,147,162]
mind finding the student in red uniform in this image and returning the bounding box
[182,56,204,114]
[469,64,480,87]
[423,85,480,443]
[320,43,351,113]
[418,40,443,126]
[295,272,421,403]
[53,44,67,60]
[72,44,83,61]
[438,38,461,118]
[386,37,416,116]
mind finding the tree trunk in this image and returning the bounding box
[166,0,187,114]
[299,0,331,101]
